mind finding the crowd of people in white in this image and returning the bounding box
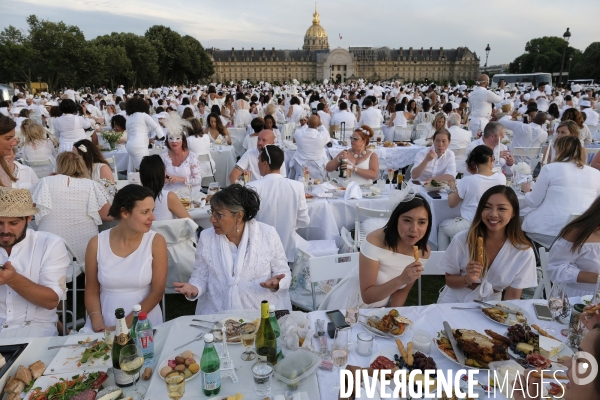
[0,74,599,339]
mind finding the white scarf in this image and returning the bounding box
[218,221,250,310]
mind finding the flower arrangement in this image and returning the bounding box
[101,130,123,150]
[511,162,531,175]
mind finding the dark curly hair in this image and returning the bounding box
[108,184,155,219]
[210,183,260,221]
[59,99,78,114]
[125,97,150,116]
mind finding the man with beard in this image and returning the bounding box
[0,188,69,337]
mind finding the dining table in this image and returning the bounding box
[0,298,578,400]
[328,143,423,172]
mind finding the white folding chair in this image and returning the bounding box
[533,247,552,300]
[355,205,392,251]
[245,135,258,151]
[340,226,355,254]
[371,127,383,142]
[62,240,85,334]
[305,249,360,310]
[197,153,216,187]
[104,156,118,180]
[511,147,542,169]
[149,147,162,156]
[393,126,412,142]
[416,123,430,140]
[417,251,446,306]
[23,158,54,178]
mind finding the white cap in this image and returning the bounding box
[204,333,214,342]
[133,304,142,312]
[269,305,275,312]
[580,100,591,107]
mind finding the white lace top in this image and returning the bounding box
[547,238,600,297]
[160,150,202,192]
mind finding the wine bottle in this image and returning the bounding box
[111,308,137,387]
[255,300,277,365]
[200,333,221,396]
[339,157,346,178]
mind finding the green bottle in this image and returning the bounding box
[268,305,283,361]
[255,300,277,365]
[200,333,221,396]
[111,308,137,387]
[129,304,141,343]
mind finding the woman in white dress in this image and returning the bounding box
[221,94,235,126]
[139,155,191,221]
[325,126,379,185]
[125,97,163,170]
[205,113,232,145]
[233,93,252,128]
[103,104,117,127]
[53,99,91,153]
[206,85,224,111]
[21,122,57,175]
[4,147,38,189]
[438,145,506,250]
[173,184,291,314]
[185,118,215,178]
[82,185,168,332]
[437,185,537,303]
[547,197,600,297]
[545,120,584,164]
[412,99,435,138]
[287,96,305,124]
[264,115,283,145]
[521,136,600,245]
[319,194,432,309]
[73,139,114,182]
[161,122,202,193]
[32,152,112,262]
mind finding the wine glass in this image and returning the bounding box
[548,283,571,335]
[119,344,146,399]
[185,178,193,200]
[387,168,395,190]
[345,294,360,350]
[104,330,115,349]
[302,166,310,183]
[240,322,257,361]
[165,370,185,400]
[244,169,252,184]
[346,162,354,179]
[329,328,350,395]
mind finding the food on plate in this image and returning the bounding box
[3,360,46,397]
[78,338,110,364]
[585,304,600,314]
[0,354,5,369]
[163,350,199,379]
[485,329,513,347]
[367,144,376,150]
[395,349,437,373]
[180,197,191,208]
[483,305,527,325]
[216,394,244,400]
[394,141,410,147]
[532,323,561,341]
[396,339,409,362]
[453,329,509,368]
[4,377,25,395]
[15,365,32,386]
[160,365,173,377]
[27,371,108,400]
[515,342,535,355]
[366,309,410,334]
[305,193,314,199]
[188,362,199,374]
[181,350,193,359]
[338,186,346,191]
[29,361,45,380]
[548,382,566,397]
[406,342,414,366]
[538,335,563,359]
[370,355,398,377]
[412,373,437,393]
[526,353,552,369]
[383,141,395,148]
[531,370,568,380]
[95,386,122,400]
[429,180,441,187]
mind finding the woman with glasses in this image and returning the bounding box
[325,125,379,185]
[173,184,291,314]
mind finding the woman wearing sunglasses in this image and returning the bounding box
[325,125,379,185]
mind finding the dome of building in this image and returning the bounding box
[303,4,329,51]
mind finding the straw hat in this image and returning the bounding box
[0,187,39,217]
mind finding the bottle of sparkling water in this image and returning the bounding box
[129,304,141,344]
[135,312,155,368]
[268,305,283,361]
[201,333,221,396]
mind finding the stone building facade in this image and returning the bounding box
[207,6,480,84]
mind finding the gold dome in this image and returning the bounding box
[303,3,329,50]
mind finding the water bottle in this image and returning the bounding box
[135,312,155,368]
[268,305,283,361]
[130,304,141,343]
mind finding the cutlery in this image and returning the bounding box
[48,338,100,350]
[175,332,205,350]
[473,300,519,315]
[190,324,220,332]
[192,318,218,325]
[443,321,466,367]
[451,307,482,310]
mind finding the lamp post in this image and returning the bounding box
[484,44,490,72]
[558,28,571,86]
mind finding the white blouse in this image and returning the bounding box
[521,162,600,237]
[456,172,506,222]
[126,112,162,148]
[412,147,457,182]
[437,231,537,303]
[21,139,57,167]
[161,151,202,192]
[547,238,600,297]
[53,114,91,152]
[10,162,39,190]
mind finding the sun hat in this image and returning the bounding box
[0,187,39,217]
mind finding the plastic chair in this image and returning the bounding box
[22,158,54,178]
[417,251,446,306]
[354,205,392,251]
[416,124,431,140]
[105,156,118,180]
[532,247,552,300]
[62,240,84,334]
[512,147,542,169]
[197,153,216,187]
[393,126,412,142]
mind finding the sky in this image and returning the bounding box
[1,0,598,66]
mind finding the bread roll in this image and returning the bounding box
[28,360,45,380]
[14,365,32,385]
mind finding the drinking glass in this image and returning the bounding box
[240,322,257,361]
[252,360,273,396]
[104,330,115,349]
[346,162,354,179]
[165,370,185,400]
[345,293,360,350]
[119,344,146,398]
[302,166,310,183]
[376,136,382,146]
[185,178,193,200]
[548,283,571,327]
[329,328,350,395]
[208,182,220,196]
[244,169,252,183]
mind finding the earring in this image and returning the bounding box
[236,222,239,233]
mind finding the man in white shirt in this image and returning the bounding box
[330,102,357,130]
[499,112,548,163]
[447,113,471,157]
[115,85,125,97]
[372,80,383,99]
[581,100,599,126]
[466,122,514,175]
[358,98,383,130]
[468,74,505,135]
[411,128,457,182]
[248,145,310,263]
[531,82,548,101]
[316,103,332,128]
[0,188,69,337]
[63,87,76,102]
[293,115,330,180]
[229,129,286,184]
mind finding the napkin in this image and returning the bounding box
[317,192,333,198]
[312,182,336,195]
[344,181,362,200]
[283,140,297,150]
[514,173,532,185]
[127,172,141,185]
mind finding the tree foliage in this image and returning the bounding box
[571,42,600,81]
[0,15,214,90]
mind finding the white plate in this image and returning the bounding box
[481,301,531,327]
[157,352,201,382]
[363,192,383,198]
[212,316,260,344]
[507,346,572,372]
[24,369,109,399]
[360,310,410,339]
[581,295,593,305]
[44,334,111,375]
[422,184,444,192]
[433,331,483,370]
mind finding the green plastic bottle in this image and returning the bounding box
[268,305,283,361]
[129,304,141,343]
[255,300,277,365]
[200,333,221,396]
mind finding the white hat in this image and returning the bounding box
[156,111,169,119]
[572,84,582,93]
[580,100,591,108]
[523,93,531,101]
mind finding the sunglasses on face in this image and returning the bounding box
[351,136,360,141]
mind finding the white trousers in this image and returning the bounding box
[438,217,472,251]
[468,117,489,136]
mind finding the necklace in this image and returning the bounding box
[350,149,367,158]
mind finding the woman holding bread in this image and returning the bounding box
[437,185,537,303]
[547,196,600,297]
[319,194,432,309]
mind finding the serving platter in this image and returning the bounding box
[359,309,411,339]
[481,301,530,327]
[157,352,201,382]
[44,334,111,376]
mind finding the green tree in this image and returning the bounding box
[0,26,37,83]
[570,42,600,81]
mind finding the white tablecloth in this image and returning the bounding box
[328,144,423,171]
[228,127,246,157]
